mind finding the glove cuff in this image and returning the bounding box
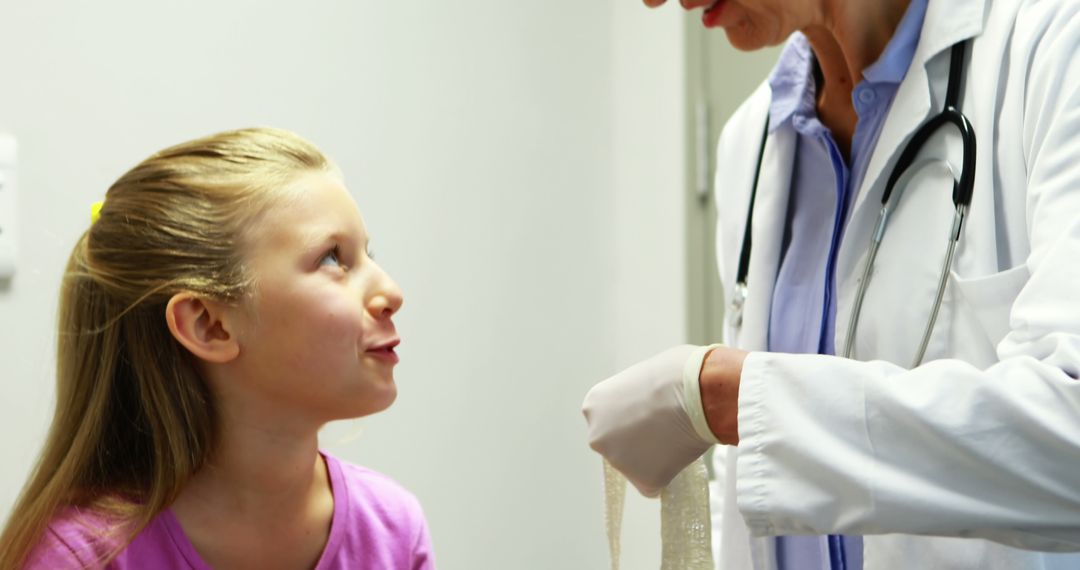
[682,344,722,445]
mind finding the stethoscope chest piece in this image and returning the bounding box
[727,281,748,328]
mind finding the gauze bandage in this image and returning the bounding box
[603,458,715,570]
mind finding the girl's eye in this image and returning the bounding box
[319,246,347,270]
[366,247,375,261]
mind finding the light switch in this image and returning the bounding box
[0,134,17,280]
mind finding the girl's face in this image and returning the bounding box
[227,171,404,423]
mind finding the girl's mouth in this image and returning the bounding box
[366,339,401,364]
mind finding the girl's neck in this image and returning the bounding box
[170,405,335,568]
[185,428,325,511]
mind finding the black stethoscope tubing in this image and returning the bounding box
[729,41,976,365]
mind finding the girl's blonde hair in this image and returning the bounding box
[0,127,332,568]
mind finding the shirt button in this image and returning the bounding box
[858,89,876,105]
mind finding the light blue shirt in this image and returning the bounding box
[763,0,929,568]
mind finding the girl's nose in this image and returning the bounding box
[367,266,404,319]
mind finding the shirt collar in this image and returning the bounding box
[862,0,929,85]
[766,35,816,133]
[766,0,930,132]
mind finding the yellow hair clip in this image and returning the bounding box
[90,201,104,225]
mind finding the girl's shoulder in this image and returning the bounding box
[25,507,122,569]
[26,506,192,570]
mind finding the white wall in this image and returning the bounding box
[0,2,686,568]
[608,3,689,568]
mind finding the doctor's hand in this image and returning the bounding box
[582,344,746,497]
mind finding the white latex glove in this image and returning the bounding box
[582,345,721,497]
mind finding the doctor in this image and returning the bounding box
[583,0,1080,568]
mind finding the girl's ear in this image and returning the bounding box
[165,293,241,363]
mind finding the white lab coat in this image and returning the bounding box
[708,0,1080,568]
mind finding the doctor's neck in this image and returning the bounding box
[803,0,912,157]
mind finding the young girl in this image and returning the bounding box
[0,128,434,569]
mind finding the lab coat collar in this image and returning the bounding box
[839,0,988,278]
[855,0,987,209]
[914,0,987,64]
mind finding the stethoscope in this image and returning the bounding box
[728,40,976,367]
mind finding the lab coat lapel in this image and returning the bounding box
[740,125,796,352]
[838,0,988,280]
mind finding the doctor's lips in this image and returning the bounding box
[702,0,727,28]
[366,338,401,364]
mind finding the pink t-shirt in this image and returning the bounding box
[25,453,434,569]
